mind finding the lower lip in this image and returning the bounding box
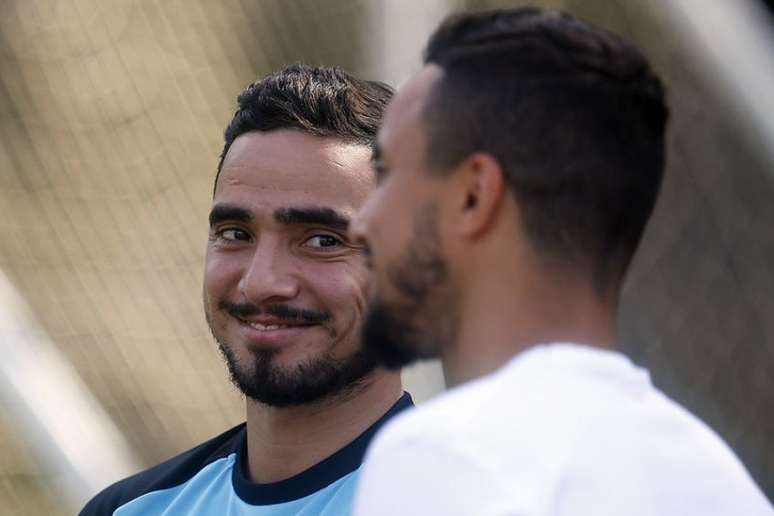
[235,318,317,346]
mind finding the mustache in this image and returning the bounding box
[219,301,330,325]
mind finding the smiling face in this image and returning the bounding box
[204,129,378,407]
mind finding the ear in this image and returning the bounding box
[450,153,506,238]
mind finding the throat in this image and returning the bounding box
[243,370,402,483]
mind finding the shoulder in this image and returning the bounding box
[354,388,515,516]
[363,386,498,476]
[79,423,245,516]
[358,345,774,514]
[367,345,572,455]
[356,368,521,516]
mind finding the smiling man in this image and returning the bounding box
[351,8,772,516]
[80,65,410,515]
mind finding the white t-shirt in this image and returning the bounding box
[353,343,772,515]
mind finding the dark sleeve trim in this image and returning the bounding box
[79,423,246,516]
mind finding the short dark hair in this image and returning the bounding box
[215,64,393,191]
[423,8,668,288]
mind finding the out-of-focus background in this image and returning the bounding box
[1,0,772,513]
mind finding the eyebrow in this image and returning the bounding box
[274,207,350,231]
[209,203,253,227]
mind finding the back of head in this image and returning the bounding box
[423,8,668,291]
[215,64,393,190]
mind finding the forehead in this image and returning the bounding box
[216,129,374,215]
[378,65,443,158]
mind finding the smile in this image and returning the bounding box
[244,321,298,331]
[232,315,320,346]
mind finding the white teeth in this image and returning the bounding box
[246,322,285,331]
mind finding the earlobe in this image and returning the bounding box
[456,153,505,238]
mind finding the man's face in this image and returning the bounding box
[204,129,378,407]
[351,66,458,370]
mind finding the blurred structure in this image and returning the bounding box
[0,270,140,512]
[0,1,772,514]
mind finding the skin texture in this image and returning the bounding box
[351,65,617,387]
[205,129,401,482]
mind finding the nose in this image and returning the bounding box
[238,240,300,304]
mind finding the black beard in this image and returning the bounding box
[205,303,378,407]
[361,203,457,370]
[361,299,429,370]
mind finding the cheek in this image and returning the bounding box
[375,214,413,271]
[309,261,370,318]
[203,252,241,300]
[375,181,419,248]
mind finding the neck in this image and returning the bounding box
[443,266,618,387]
[244,370,402,483]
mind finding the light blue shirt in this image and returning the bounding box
[80,393,414,516]
[115,454,359,515]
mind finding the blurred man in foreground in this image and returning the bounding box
[351,8,772,515]
[81,65,410,515]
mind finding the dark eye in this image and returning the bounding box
[304,234,342,249]
[218,228,251,242]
